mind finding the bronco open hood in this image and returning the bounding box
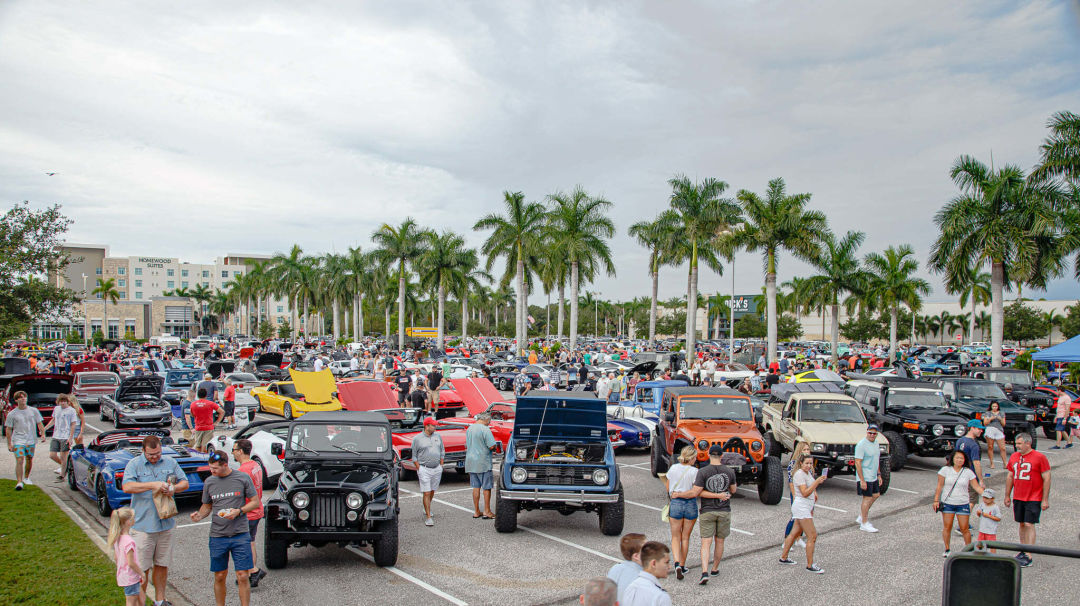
[289,369,336,405]
[257,352,283,368]
[513,393,608,441]
[116,375,164,399]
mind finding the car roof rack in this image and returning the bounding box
[769,382,844,401]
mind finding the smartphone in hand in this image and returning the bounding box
[821,468,829,477]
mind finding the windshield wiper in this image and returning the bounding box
[329,443,364,456]
[292,443,320,456]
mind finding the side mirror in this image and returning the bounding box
[270,443,283,456]
[664,411,675,423]
[941,553,1020,605]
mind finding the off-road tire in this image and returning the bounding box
[264,532,288,569]
[1042,423,1056,439]
[883,431,907,471]
[650,440,668,477]
[878,456,891,495]
[67,463,78,490]
[757,456,784,505]
[96,476,112,516]
[372,518,399,567]
[494,483,518,533]
[599,489,625,536]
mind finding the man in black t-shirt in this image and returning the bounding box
[394,373,412,404]
[674,445,737,585]
[409,386,428,410]
[427,369,443,413]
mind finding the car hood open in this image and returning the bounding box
[116,375,164,399]
[513,394,608,441]
[256,352,283,369]
[289,369,336,405]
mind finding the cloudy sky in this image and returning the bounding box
[3,1,1079,305]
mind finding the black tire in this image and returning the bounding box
[1042,423,1056,439]
[878,456,891,496]
[883,431,906,471]
[99,406,107,421]
[112,410,121,429]
[96,476,112,516]
[599,489,625,536]
[766,434,784,459]
[372,518,399,567]
[257,396,265,414]
[757,456,784,505]
[649,439,668,477]
[264,531,288,569]
[67,463,78,491]
[494,482,518,533]
[283,403,293,420]
[1024,425,1038,450]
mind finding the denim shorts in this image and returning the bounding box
[209,533,253,572]
[123,582,142,596]
[469,470,493,490]
[247,518,260,538]
[941,502,970,515]
[668,497,698,520]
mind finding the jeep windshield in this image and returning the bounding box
[679,397,752,421]
[798,400,866,423]
[956,382,1007,400]
[885,390,948,409]
[165,370,201,386]
[78,375,119,386]
[982,371,1032,387]
[288,423,389,454]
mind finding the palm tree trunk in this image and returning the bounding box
[766,251,778,364]
[516,255,526,354]
[888,305,898,361]
[969,299,976,346]
[332,298,340,343]
[648,269,658,349]
[830,303,840,366]
[461,295,468,341]
[384,305,391,339]
[991,261,1004,366]
[569,261,580,350]
[545,292,550,335]
[397,261,406,351]
[557,283,565,339]
[291,295,298,341]
[436,283,446,351]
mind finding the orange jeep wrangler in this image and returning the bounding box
[650,386,783,505]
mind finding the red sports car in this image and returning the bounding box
[377,408,468,479]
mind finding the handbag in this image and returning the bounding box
[153,490,179,520]
[660,502,670,522]
[934,469,964,513]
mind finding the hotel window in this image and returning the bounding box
[135,292,142,300]
[167,281,175,289]
[202,282,209,287]
[167,269,175,277]
[182,281,188,288]
[221,270,228,278]
[202,270,209,278]
[134,267,142,275]
[181,269,188,277]
[118,267,126,275]
[118,279,125,287]
[277,306,283,313]
[95,267,102,275]
[135,280,142,287]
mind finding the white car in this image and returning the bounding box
[711,362,755,385]
[326,360,354,376]
[606,403,659,436]
[214,419,290,485]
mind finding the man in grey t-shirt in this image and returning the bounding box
[412,417,444,526]
[190,450,258,606]
[5,391,45,490]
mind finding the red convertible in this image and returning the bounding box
[378,407,468,480]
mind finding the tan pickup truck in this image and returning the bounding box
[761,383,891,492]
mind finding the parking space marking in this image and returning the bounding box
[834,477,920,494]
[736,486,849,513]
[83,422,106,434]
[618,462,652,471]
[176,520,211,528]
[345,546,468,606]
[624,499,754,535]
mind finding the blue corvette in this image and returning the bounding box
[606,406,654,449]
[67,429,210,516]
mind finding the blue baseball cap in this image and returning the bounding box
[967,419,984,429]
[867,424,880,432]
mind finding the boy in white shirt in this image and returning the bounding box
[974,489,1002,553]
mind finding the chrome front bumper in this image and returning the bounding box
[499,489,621,503]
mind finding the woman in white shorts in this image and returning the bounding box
[982,401,1007,474]
[779,453,828,573]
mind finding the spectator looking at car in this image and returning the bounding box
[955,420,985,485]
[5,390,45,490]
[621,541,672,606]
[108,506,146,606]
[580,577,618,606]
[465,412,499,519]
[854,424,882,533]
[222,378,238,430]
[197,373,219,403]
[1004,432,1051,568]
[974,489,1001,553]
[44,393,79,477]
[232,439,267,588]
[189,449,258,606]
[426,367,443,411]
[606,533,646,601]
[514,367,532,397]
[779,452,827,573]
[180,388,196,442]
[663,445,699,580]
[413,416,445,527]
[933,448,984,557]
[1052,389,1075,449]
[408,384,429,411]
[784,442,811,547]
[982,402,1008,474]
[190,387,225,453]
[672,444,736,585]
[121,434,190,606]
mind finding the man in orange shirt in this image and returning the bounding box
[232,439,266,588]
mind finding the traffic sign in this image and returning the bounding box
[406,327,438,337]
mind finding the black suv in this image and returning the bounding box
[264,411,399,568]
[972,368,1056,436]
[933,378,1038,448]
[846,377,968,471]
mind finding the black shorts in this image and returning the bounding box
[1013,499,1042,524]
[223,401,235,416]
[856,480,881,496]
[247,518,260,537]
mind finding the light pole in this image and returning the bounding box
[730,258,736,363]
[81,273,88,347]
[594,292,600,338]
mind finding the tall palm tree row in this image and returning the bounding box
[864,244,930,360]
[801,231,871,365]
[628,216,675,348]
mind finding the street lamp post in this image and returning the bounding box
[81,273,88,347]
[730,259,736,363]
[594,293,599,338]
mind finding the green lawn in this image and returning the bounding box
[0,479,120,605]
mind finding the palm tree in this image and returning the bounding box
[372,218,430,350]
[1031,110,1080,185]
[547,186,617,350]
[1041,309,1064,346]
[732,178,828,363]
[341,247,373,340]
[802,231,871,365]
[953,312,972,344]
[662,175,741,355]
[474,191,547,353]
[925,315,941,344]
[946,264,991,346]
[863,245,930,360]
[628,216,675,348]
[417,231,470,350]
[934,310,953,345]
[454,249,489,341]
[190,283,213,333]
[930,155,1064,365]
[91,277,121,339]
[268,245,306,340]
[974,311,992,341]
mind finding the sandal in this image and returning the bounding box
[472,514,483,519]
[481,514,494,519]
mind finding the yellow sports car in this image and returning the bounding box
[250,369,342,419]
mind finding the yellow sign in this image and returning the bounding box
[406,327,438,337]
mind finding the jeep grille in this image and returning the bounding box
[825,443,855,456]
[518,465,601,486]
[310,493,346,527]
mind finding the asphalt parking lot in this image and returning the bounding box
[7,409,1080,606]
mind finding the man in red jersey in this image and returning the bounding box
[1003,432,1051,568]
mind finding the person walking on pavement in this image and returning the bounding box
[933,448,984,558]
[413,416,444,526]
[663,446,699,580]
[621,541,672,606]
[514,367,532,397]
[44,393,79,477]
[779,452,827,573]
[673,445,736,585]
[189,449,258,606]
[1052,389,1075,449]
[854,424,883,533]
[1004,432,1051,567]
[232,439,267,588]
[465,412,498,519]
[955,420,986,484]
[190,388,225,453]
[426,366,443,413]
[121,435,190,606]
[5,391,45,490]
[982,402,1009,475]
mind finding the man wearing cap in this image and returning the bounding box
[671,445,736,585]
[854,424,883,533]
[412,416,444,527]
[956,420,985,486]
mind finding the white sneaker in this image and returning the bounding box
[23,478,33,486]
[53,467,63,475]
[14,482,23,491]
[855,515,863,525]
[860,523,879,533]
[795,538,807,548]
[425,516,434,527]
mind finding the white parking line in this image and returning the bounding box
[624,500,754,535]
[83,422,106,434]
[736,486,849,513]
[175,520,211,528]
[345,546,468,605]
[834,477,920,494]
[617,462,652,471]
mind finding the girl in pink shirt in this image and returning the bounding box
[107,507,146,605]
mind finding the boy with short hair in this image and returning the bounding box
[974,488,1002,553]
[5,391,46,490]
[606,533,646,601]
[622,541,671,606]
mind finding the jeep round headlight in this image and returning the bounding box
[1025,414,1034,422]
[811,443,825,453]
[511,466,528,484]
[697,439,709,450]
[953,424,965,437]
[291,491,310,509]
[515,447,528,460]
[346,492,363,509]
[932,424,944,436]
[750,440,762,452]
[592,469,609,485]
